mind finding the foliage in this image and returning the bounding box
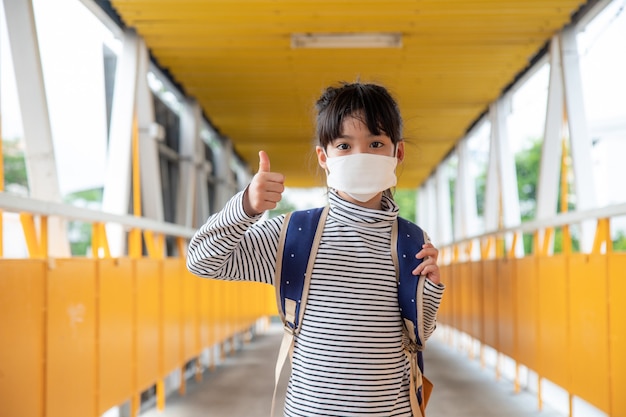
[515,139,542,221]
[2,139,28,189]
[515,139,540,254]
[65,188,103,204]
[613,231,626,252]
[475,175,485,217]
[64,188,103,256]
[394,189,417,222]
[268,198,298,218]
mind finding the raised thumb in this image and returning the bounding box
[258,150,271,173]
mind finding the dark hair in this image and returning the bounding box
[315,82,403,149]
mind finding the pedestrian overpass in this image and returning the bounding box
[1,0,625,416]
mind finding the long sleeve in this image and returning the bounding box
[420,230,445,342]
[186,191,284,284]
[423,279,445,341]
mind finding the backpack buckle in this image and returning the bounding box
[283,322,296,335]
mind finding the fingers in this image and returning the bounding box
[258,150,271,173]
[415,243,438,261]
[243,150,285,216]
[412,243,441,285]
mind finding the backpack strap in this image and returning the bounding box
[271,207,329,417]
[393,217,430,417]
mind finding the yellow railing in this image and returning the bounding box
[439,215,626,417]
[0,194,278,417]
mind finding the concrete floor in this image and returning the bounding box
[140,327,563,417]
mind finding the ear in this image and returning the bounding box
[316,146,328,170]
[396,141,405,163]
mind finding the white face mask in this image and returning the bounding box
[325,153,398,202]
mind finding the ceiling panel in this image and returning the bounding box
[109,0,587,188]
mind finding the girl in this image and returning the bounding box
[187,82,445,417]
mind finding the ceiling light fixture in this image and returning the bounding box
[291,33,402,49]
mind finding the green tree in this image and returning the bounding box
[64,188,103,256]
[515,139,542,221]
[612,231,626,252]
[2,139,28,188]
[269,198,298,218]
[394,189,416,222]
[515,138,580,254]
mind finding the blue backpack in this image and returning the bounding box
[271,206,433,417]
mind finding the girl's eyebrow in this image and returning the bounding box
[335,133,380,140]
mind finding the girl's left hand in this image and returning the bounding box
[413,243,441,285]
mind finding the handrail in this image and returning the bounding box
[3,191,626,246]
[0,191,197,239]
[445,202,626,247]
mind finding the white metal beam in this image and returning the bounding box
[176,99,202,227]
[416,184,427,233]
[194,123,210,227]
[424,176,437,242]
[484,99,522,257]
[214,140,237,211]
[102,29,139,256]
[484,105,501,236]
[136,39,164,222]
[495,97,524,256]
[536,36,565,223]
[76,0,123,39]
[454,138,480,242]
[560,25,597,253]
[493,98,517,225]
[195,159,210,227]
[454,137,482,260]
[435,163,453,246]
[3,0,69,256]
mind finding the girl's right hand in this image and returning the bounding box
[243,150,285,216]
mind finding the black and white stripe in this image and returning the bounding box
[187,190,445,417]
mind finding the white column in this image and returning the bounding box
[484,98,523,257]
[137,40,164,222]
[492,97,523,257]
[235,160,253,192]
[536,36,564,222]
[435,163,453,246]
[454,137,481,259]
[195,159,211,226]
[484,106,501,235]
[214,140,237,211]
[3,0,69,256]
[416,184,427,229]
[454,138,480,239]
[191,106,207,225]
[102,29,139,256]
[424,176,437,241]
[176,99,202,228]
[535,37,565,255]
[561,26,596,253]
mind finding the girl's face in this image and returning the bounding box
[316,115,404,170]
[316,115,404,208]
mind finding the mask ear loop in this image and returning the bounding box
[322,148,331,176]
[321,148,333,196]
[386,144,401,200]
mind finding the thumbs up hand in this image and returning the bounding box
[243,150,285,216]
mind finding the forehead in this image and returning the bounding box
[340,116,387,137]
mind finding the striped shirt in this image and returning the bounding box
[187,190,445,416]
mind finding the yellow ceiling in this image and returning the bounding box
[110,0,586,188]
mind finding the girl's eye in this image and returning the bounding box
[371,141,384,149]
[336,143,350,150]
